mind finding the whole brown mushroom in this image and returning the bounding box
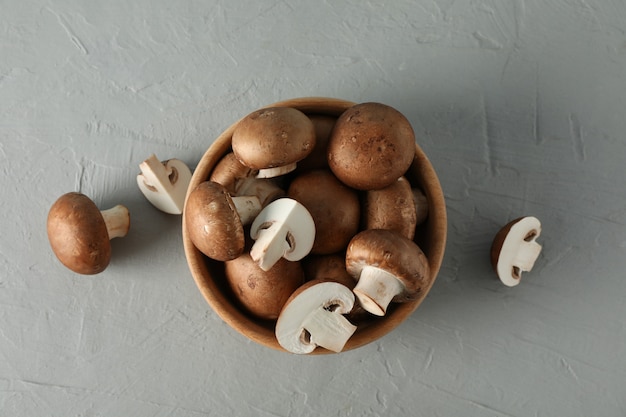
[294,114,337,173]
[47,192,130,275]
[232,107,316,178]
[287,169,360,255]
[210,152,285,207]
[224,253,305,320]
[327,102,416,190]
[184,181,262,262]
[346,229,430,316]
[362,176,418,240]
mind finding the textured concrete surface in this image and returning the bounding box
[2,0,626,416]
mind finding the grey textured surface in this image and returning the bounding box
[2,1,626,416]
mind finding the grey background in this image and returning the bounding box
[2,0,625,416]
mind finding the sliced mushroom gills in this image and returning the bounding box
[189,102,432,353]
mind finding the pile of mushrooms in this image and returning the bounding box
[185,103,434,354]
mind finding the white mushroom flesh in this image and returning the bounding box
[255,163,297,179]
[352,265,406,316]
[276,281,356,354]
[137,154,192,215]
[249,198,315,271]
[497,216,542,287]
[230,195,262,225]
[100,205,130,239]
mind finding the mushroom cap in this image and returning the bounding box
[287,169,360,255]
[184,181,245,261]
[345,229,430,302]
[209,152,257,193]
[231,107,316,170]
[47,192,111,275]
[295,114,337,173]
[224,253,305,320]
[491,216,542,286]
[362,176,417,240]
[327,102,416,190]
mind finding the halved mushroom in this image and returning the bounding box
[362,176,417,240]
[232,107,316,178]
[137,154,192,215]
[346,229,430,316]
[47,192,130,275]
[491,216,542,287]
[224,253,304,320]
[287,169,360,254]
[184,181,262,261]
[249,198,315,271]
[275,280,357,354]
[327,102,416,190]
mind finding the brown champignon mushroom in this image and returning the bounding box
[210,152,285,207]
[47,192,130,275]
[231,107,316,178]
[345,229,430,316]
[184,181,262,262]
[209,152,257,193]
[294,114,337,173]
[303,254,354,287]
[249,198,316,271]
[412,187,429,226]
[491,216,542,287]
[224,253,305,320]
[362,176,417,240]
[327,102,416,190]
[287,169,360,255]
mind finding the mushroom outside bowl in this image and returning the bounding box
[182,97,447,354]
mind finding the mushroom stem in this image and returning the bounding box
[230,195,262,225]
[235,177,285,207]
[301,309,357,353]
[249,225,290,271]
[352,265,405,316]
[249,198,316,271]
[100,205,130,239]
[256,163,297,179]
[513,240,542,273]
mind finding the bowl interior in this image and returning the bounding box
[182,97,447,353]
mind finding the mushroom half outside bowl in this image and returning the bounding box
[182,97,447,354]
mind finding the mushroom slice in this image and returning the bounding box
[491,216,542,287]
[346,229,430,316]
[276,280,357,354]
[185,181,262,262]
[249,198,315,271]
[137,154,192,215]
[47,192,130,275]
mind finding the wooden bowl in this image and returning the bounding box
[182,97,447,354]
